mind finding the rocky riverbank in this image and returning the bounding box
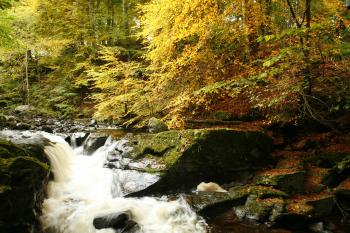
[119,128,350,232]
[1,120,350,233]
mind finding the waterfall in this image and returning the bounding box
[40,132,207,233]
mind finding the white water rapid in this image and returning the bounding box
[39,132,207,233]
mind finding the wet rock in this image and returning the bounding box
[254,169,305,194]
[1,115,18,129]
[184,191,246,217]
[93,211,138,232]
[234,196,285,222]
[228,185,288,199]
[304,167,334,193]
[148,117,168,133]
[89,119,97,126]
[15,122,31,130]
[285,192,334,219]
[83,134,108,155]
[127,129,273,196]
[0,138,50,233]
[230,186,287,223]
[65,132,89,148]
[309,222,332,233]
[41,125,54,133]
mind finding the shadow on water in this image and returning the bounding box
[208,211,350,233]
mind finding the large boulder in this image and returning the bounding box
[127,129,273,196]
[0,138,50,233]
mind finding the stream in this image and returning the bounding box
[1,129,349,233]
[1,130,207,233]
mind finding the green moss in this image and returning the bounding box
[228,186,250,199]
[248,186,288,198]
[229,185,288,200]
[130,130,196,167]
[128,128,273,195]
[0,139,50,232]
[0,139,30,158]
[236,196,285,221]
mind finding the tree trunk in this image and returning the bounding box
[262,0,272,35]
[122,0,130,39]
[286,0,312,94]
[302,0,312,94]
[88,0,96,46]
[23,49,30,105]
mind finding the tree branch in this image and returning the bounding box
[286,0,302,28]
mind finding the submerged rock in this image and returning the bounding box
[127,129,273,196]
[93,211,138,232]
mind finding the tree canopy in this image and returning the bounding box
[0,0,349,129]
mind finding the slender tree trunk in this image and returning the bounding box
[242,0,251,60]
[88,0,96,45]
[261,0,272,35]
[286,0,312,94]
[122,0,130,39]
[23,49,30,105]
[302,0,312,94]
[242,0,259,60]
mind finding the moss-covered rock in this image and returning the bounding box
[254,169,305,194]
[234,196,285,222]
[229,185,288,199]
[148,117,168,133]
[0,139,50,233]
[128,129,273,196]
[304,167,334,193]
[286,192,334,219]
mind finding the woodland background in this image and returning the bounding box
[0,0,350,129]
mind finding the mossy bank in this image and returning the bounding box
[0,139,50,233]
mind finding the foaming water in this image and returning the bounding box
[40,133,207,233]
